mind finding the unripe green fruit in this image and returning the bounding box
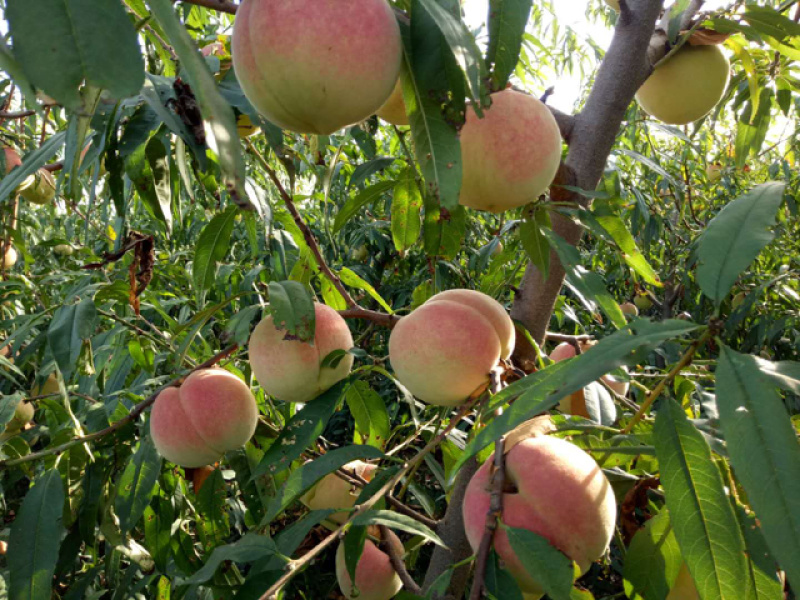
[463,436,617,597]
[335,528,403,600]
[636,45,730,125]
[232,0,402,134]
[389,289,515,406]
[706,163,723,182]
[301,460,377,524]
[491,241,504,256]
[634,294,653,311]
[249,303,354,403]
[21,169,56,205]
[53,244,74,257]
[150,369,258,468]
[352,245,369,262]
[376,80,408,126]
[460,90,562,213]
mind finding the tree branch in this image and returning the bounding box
[172,0,237,14]
[547,106,577,143]
[0,344,239,468]
[379,524,423,595]
[468,436,506,600]
[339,306,400,328]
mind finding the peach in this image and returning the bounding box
[706,163,723,182]
[620,302,639,318]
[463,436,617,596]
[4,399,34,434]
[388,289,514,406]
[31,372,59,397]
[232,0,402,135]
[3,147,21,174]
[249,303,354,403]
[667,563,699,600]
[335,527,403,600]
[636,45,730,125]
[300,460,377,524]
[150,368,258,468]
[459,90,562,213]
[634,294,653,311]
[1,246,17,270]
[21,169,56,205]
[376,80,408,126]
[53,244,74,257]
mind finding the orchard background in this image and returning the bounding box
[0,0,799,599]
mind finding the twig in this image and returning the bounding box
[0,344,239,469]
[468,435,507,600]
[258,394,484,600]
[247,141,359,309]
[545,331,593,344]
[0,110,36,119]
[379,524,423,595]
[548,106,577,144]
[172,0,238,13]
[339,306,400,328]
[622,330,709,434]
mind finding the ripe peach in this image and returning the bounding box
[636,45,730,125]
[389,289,514,406]
[300,460,377,524]
[232,0,402,134]
[3,147,21,174]
[21,169,56,205]
[249,303,354,403]
[376,80,408,126]
[1,246,17,270]
[335,527,403,600]
[459,90,562,213]
[667,563,699,600]
[150,368,258,468]
[463,436,617,596]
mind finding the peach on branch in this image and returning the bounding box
[149,368,258,468]
[706,163,723,182]
[232,0,402,135]
[53,244,74,257]
[3,147,21,173]
[2,245,17,270]
[620,302,639,318]
[376,79,408,126]
[388,289,514,406]
[636,45,730,125]
[335,527,403,600]
[21,169,56,205]
[300,460,377,524]
[459,90,562,213]
[249,303,354,403]
[31,372,59,397]
[463,436,617,597]
[634,293,653,311]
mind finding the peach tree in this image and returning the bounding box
[0,0,799,599]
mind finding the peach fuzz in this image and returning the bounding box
[335,528,403,600]
[232,0,402,135]
[248,302,354,403]
[459,90,562,213]
[376,80,408,126]
[463,436,617,596]
[301,460,377,524]
[150,368,258,468]
[388,290,514,406]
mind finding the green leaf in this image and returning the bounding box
[696,183,784,304]
[147,0,253,210]
[352,509,445,547]
[6,0,144,108]
[615,148,682,189]
[267,281,316,343]
[623,510,683,600]
[125,133,172,231]
[47,297,97,381]
[115,437,162,534]
[519,207,551,280]
[486,0,533,91]
[186,533,281,584]
[340,268,394,314]
[196,469,230,552]
[416,0,487,104]
[653,398,748,600]
[251,382,346,480]
[504,526,576,600]
[452,319,698,477]
[423,195,467,259]
[346,381,391,450]
[0,132,66,205]
[591,211,661,286]
[334,180,395,232]
[736,505,784,600]
[260,445,384,525]
[8,469,65,600]
[716,347,800,589]
[753,357,800,395]
[545,231,626,329]
[391,175,423,255]
[734,89,773,166]
[193,206,238,293]
[403,15,463,210]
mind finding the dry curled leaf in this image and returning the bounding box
[686,28,731,46]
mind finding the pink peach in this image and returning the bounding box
[335,528,403,600]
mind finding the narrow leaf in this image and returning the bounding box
[115,437,162,534]
[193,206,238,292]
[267,281,316,343]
